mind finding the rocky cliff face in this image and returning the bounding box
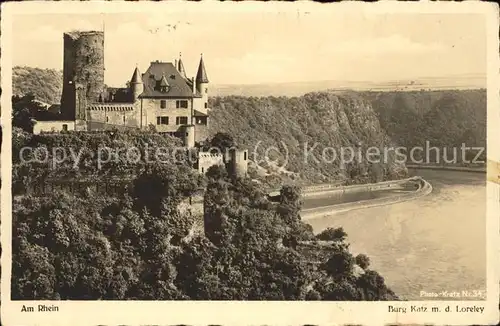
[209,92,407,185]
[366,90,487,164]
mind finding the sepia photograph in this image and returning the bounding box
[1,1,499,325]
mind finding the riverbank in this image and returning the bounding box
[305,169,486,301]
[406,164,486,173]
[301,177,432,220]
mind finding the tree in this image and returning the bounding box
[276,185,302,223]
[205,164,228,181]
[355,253,370,270]
[12,95,38,133]
[316,227,347,242]
[209,132,236,153]
[322,250,355,278]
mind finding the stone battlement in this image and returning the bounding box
[66,30,104,39]
[87,104,135,111]
[198,152,224,159]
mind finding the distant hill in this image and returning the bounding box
[14,65,485,102]
[13,66,63,104]
[211,74,486,97]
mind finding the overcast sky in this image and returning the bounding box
[12,11,486,87]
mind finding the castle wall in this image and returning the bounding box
[61,31,105,119]
[75,84,87,121]
[141,98,193,133]
[75,119,88,131]
[86,104,141,129]
[194,124,209,143]
[23,178,134,197]
[198,152,224,174]
[33,121,76,135]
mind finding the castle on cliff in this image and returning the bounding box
[33,30,248,177]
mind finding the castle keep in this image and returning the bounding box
[60,31,105,122]
[33,30,248,178]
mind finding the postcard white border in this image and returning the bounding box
[1,1,499,325]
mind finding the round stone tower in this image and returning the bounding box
[61,31,105,120]
[183,124,196,149]
[229,149,248,178]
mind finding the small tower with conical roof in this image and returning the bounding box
[196,54,209,113]
[177,53,187,79]
[130,66,144,102]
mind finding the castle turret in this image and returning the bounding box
[177,53,187,79]
[182,124,196,149]
[196,55,209,113]
[130,66,144,101]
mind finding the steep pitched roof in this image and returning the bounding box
[178,58,187,79]
[131,67,142,83]
[193,109,208,117]
[185,77,202,97]
[196,56,209,83]
[141,62,196,98]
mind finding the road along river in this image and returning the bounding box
[302,169,486,300]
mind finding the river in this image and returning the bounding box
[303,169,486,300]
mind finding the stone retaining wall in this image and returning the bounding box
[301,177,432,220]
[301,177,416,199]
[406,164,486,173]
[191,177,428,218]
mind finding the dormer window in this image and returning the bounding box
[158,74,170,93]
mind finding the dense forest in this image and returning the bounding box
[13,66,63,104]
[12,128,397,300]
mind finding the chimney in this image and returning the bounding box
[192,77,196,94]
[175,59,178,70]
